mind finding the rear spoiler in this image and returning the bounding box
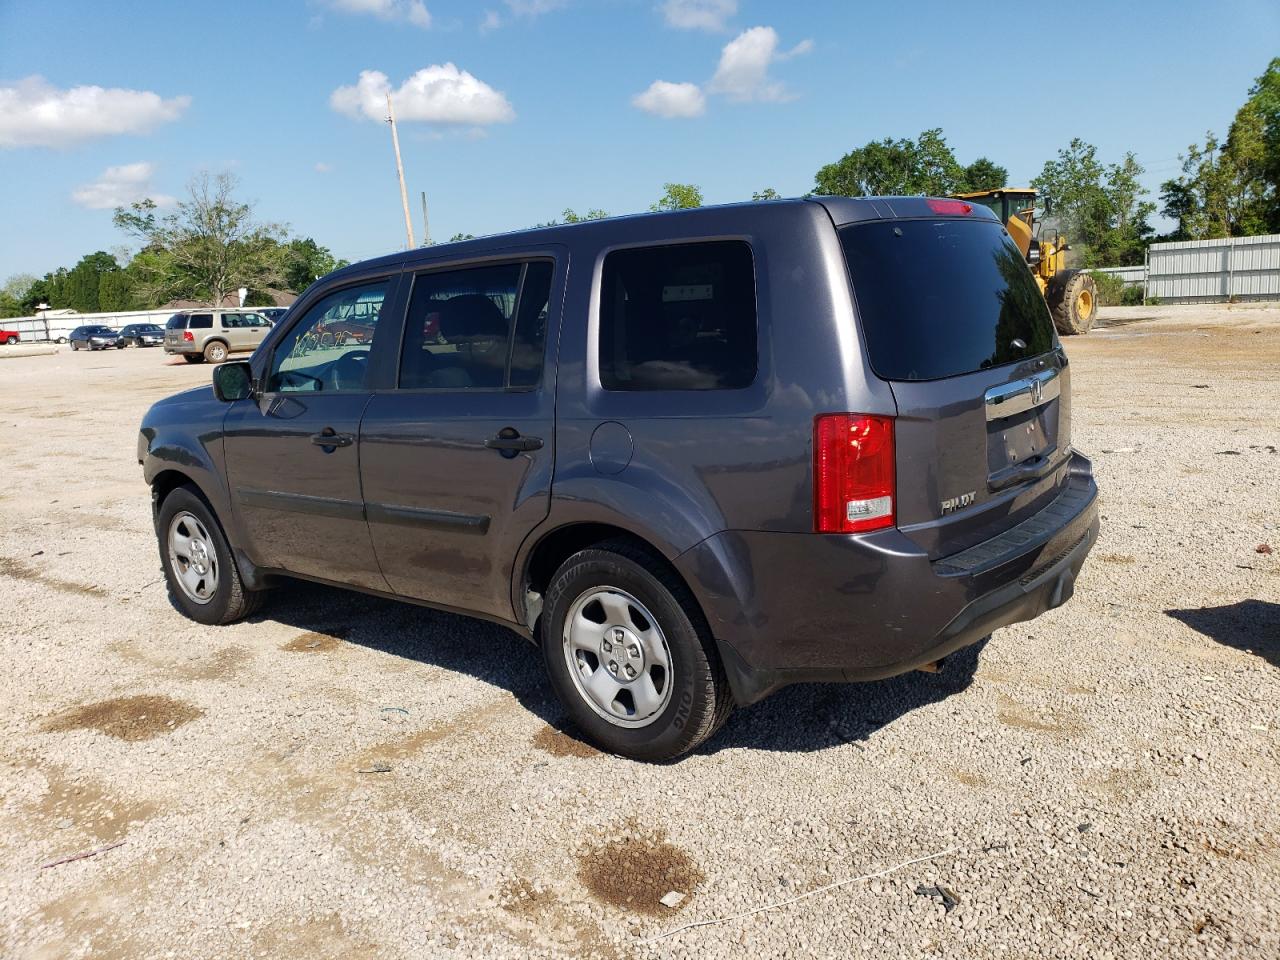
[809,195,1001,226]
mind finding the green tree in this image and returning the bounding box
[650,183,703,212]
[0,292,22,318]
[562,208,609,223]
[98,269,136,310]
[814,129,978,197]
[1032,139,1153,265]
[958,157,1008,192]
[448,232,476,242]
[2,273,37,302]
[280,237,347,293]
[63,251,121,312]
[113,171,287,307]
[752,188,782,201]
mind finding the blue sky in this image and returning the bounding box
[1,0,1276,279]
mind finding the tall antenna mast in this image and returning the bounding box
[421,191,430,246]
[386,92,415,248]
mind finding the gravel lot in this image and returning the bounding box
[2,304,1278,959]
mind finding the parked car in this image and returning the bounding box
[163,309,272,363]
[69,325,121,350]
[1,326,19,344]
[139,197,1099,761]
[117,323,166,347]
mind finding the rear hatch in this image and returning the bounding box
[838,211,1073,560]
[164,314,186,349]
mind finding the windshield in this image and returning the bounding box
[840,218,1055,381]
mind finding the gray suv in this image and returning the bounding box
[164,309,272,363]
[138,197,1098,760]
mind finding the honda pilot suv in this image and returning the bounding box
[164,309,272,363]
[138,197,1098,760]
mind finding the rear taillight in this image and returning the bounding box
[183,331,194,342]
[813,414,895,533]
[926,198,972,215]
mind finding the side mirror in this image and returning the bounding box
[212,360,256,402]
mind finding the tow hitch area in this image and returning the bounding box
[917,658,944,674]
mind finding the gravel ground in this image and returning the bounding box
[1,305,1278,960]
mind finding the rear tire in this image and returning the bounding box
[203,340,228,363]
[70,340,79,351]
[1048,270,1097,335]
[542,539,732,761]
[4,336,16,345]
[157,485,262,625]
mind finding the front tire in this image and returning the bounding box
[157,485,262,625]
[1048,270,1097,335]
[542,540,732,761]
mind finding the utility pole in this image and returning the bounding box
[420,191,430,246]
[386,92,414,249]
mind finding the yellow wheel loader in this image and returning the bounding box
[952,188,1097,335]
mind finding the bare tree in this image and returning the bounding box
[114,171,286,306]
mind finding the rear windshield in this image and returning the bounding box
[840,218,1055,381]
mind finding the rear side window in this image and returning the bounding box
[189,313,213,329]
[840,219,1055,381]
[399,260,551,390]
[598,240,757,391]
[166,314,186,330]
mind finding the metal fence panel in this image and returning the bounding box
[1146,234,1280,303]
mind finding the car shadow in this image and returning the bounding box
[698,637,987,756]
[248,580,988,757]
[1166,599,1280,668]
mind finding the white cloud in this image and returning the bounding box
[314,161,333,173]
[632,80,706,118]
[504,0,566,14]
[481,0,565,30]
[708,26,811,102]
[71,162,175,209]
[330,65,515,125]
[325,0,431,28]
[0,76,190,149]
[661,0,736,31]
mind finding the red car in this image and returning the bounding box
[1,327,19,345]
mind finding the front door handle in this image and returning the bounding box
[310,428,354,450]
[485,427,543,457]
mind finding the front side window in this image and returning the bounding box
[598,240,757,391]
[399,260,552,390]
[266,279,390,393]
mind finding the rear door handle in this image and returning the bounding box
[485,428,543,456]
[310,428,354,449]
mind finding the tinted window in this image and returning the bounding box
[267,280,389,393]
[166,314,186,330]
[598,241,757,391]
[189,314,213,329]
[399,261,551,390]
[840,219,1055,381]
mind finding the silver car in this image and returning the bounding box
[163,309,272,363]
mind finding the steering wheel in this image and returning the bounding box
[327,351,368,391]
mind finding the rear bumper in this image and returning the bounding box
[676,453,1098,705]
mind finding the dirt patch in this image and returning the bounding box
[0,556,107,597]
[44,695,203,741]
[184,645,250,681]
[996,697,1082,737]
[31,768,157,846]
[1085,766,1153,801]
[953,769,988,787]
[501,877,558,917]
[532,725,598,759]
[282,628,349,653]
[577,831,703,915]
[1099,554,1136,565]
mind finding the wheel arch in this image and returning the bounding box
[517,520,706,644]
